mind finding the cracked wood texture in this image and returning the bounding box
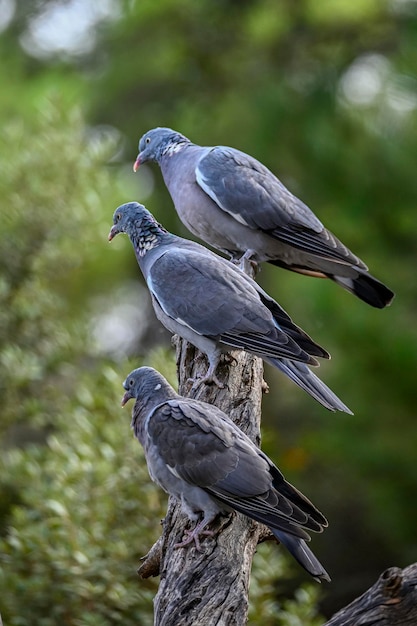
[141,336,266,626]
[324,563,417,626]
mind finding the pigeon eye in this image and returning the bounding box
[129,378,134,387]
[116,213,121,222]
[145,137,151,145]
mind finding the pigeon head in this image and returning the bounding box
[121,366,176,407]
[108,202,168,254]
[134,127,190,171]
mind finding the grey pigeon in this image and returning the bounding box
[121,365,331,582]
[109,202,352,414]
[134,127,394,309]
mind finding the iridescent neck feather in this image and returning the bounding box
[130,215,168,257]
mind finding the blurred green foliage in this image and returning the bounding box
[249,544,323,626]
[0,103,109,432]
[1,0,417,622]
[0,102,157,624]
[0,366,161,626]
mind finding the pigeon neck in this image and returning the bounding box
[160,137,190,160]
[129,218,170,259]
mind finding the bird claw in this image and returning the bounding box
[187,372,225,389]
[186,353,238,389]
[174,527,215,552]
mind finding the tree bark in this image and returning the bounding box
[138,337,266,626]
[324,563,417,626]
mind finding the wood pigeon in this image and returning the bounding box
[121,365,331,582]
[109,202,352,413]
[134,127,394,308]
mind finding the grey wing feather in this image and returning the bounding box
[148,399,326,537]
[196,146,323,232]
[269,224,366,267]
[147,248,314,363]
[148,400,253,489]
[147,248,271,336]
[256,289,329,359]
[206,447,326,536]
[196,147,365,267]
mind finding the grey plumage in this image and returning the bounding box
[121,365,330,582]
[109,202,352,413]
[134,127,394,309]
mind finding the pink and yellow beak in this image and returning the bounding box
[133,155,141,172]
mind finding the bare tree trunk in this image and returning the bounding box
[138,337,266,626]
[324,563,417,626]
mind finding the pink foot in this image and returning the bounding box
[187,371,225,389]
[175,527,215,552]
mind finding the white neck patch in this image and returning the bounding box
[163,142,187,157]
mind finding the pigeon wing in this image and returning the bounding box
[196,146,365,267]
[147,247,313,362]
[149,399,325,538]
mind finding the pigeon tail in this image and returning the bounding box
[272,529,331,583]
[267,358,353,414]
[267,260,394,308]
[332,272,394,309]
